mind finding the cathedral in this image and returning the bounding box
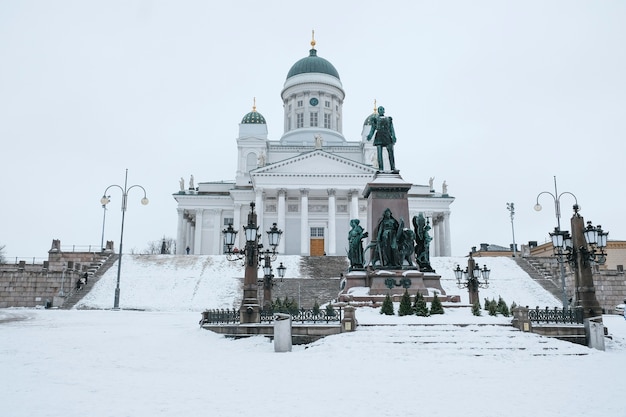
[173,37,454,257]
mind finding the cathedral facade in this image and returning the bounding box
[173,39,454,258]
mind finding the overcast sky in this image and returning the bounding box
[1,1,624,259]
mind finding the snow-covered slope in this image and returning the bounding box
[77,255,559,311]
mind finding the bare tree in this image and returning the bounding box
[0,244,5,264]
[143,237,175,255]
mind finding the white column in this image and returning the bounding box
[300,189,309,255]
[255,189,264,246]
[176,209,185,254]
[442,212,452,256]
[193,209,204,254]
[233,203,242,251]
[327,188,336,255]
[183,216,191,254]
[189,221,195,254]
[277,189,286,253]
[349,189,359,221]
[433,215,441,257]
[438,214,445,256]
[211,209,221,255]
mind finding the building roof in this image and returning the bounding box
[286,47,340,80]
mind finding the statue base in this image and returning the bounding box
[339,268,459,304]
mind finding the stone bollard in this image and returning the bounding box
[274,313,292,352]
[511,306,532,332]
[341,305,357,332]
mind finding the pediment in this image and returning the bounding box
[253,150,376,176]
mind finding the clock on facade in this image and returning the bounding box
[309,97,319,106]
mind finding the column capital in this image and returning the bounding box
[327,188,336,196]
[278,188,287,196]
[300,188,309,196]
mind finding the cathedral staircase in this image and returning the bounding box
[514,257,563,302]
[252,256,349,308]
[299,256,349,279]
[60,253,118,309]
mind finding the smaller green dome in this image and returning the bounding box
[241,109,266,124]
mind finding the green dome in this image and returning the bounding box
[286,48,340,80]
[241,109,266,124]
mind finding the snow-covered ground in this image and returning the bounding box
[1,255,625,417]
[75,254,561,312]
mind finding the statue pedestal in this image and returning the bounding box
[363,172,412,255]
[340,268,454,303]
[341,172,460,305]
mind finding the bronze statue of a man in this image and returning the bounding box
[366,106,397,172]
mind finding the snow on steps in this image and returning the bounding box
[309,324,591,357]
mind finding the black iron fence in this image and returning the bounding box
[527,306,584,324]
[200,307,343,326]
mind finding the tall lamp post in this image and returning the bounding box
[506,202,517,257]
[453,253,490,305]
[101,169,149,310]
[222,203,284,323]
[534,176,578,309]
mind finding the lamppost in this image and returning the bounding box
[260,222,286,308]
[534,176,578,309]
[100,195,110,251]
[547,205,607,319]
[222,203,285,323]
[454,253,490,305]
[101,169,149,310]
[506,202,517,257]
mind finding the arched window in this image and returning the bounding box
[246,153,257,172]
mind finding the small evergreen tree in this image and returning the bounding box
[380,294,395,315]
[285,297,300,315]
[484,297,490,311]
[488,298,498,316]
[472,299,482,316]
[497,296,510,317]
[325,302,336,317]
[272,297,283,313]
[413,292,429,317]
[312,300,321,315]
[398,290,414,316]
[430,291,444,315]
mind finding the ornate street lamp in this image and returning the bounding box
[222,203,285,322]
[454,253,490,305]
[101,169,149,310]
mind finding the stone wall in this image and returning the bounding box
[0,269,78,308]
[0,242,113,308]
[594,270,626,314]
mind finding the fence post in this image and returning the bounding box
[511,306,532,332]
[341,306,356,332]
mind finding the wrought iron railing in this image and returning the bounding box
[200,309,240,325]
[527,306,583,324]
[260,308,342,324]
[200,307,343,326]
